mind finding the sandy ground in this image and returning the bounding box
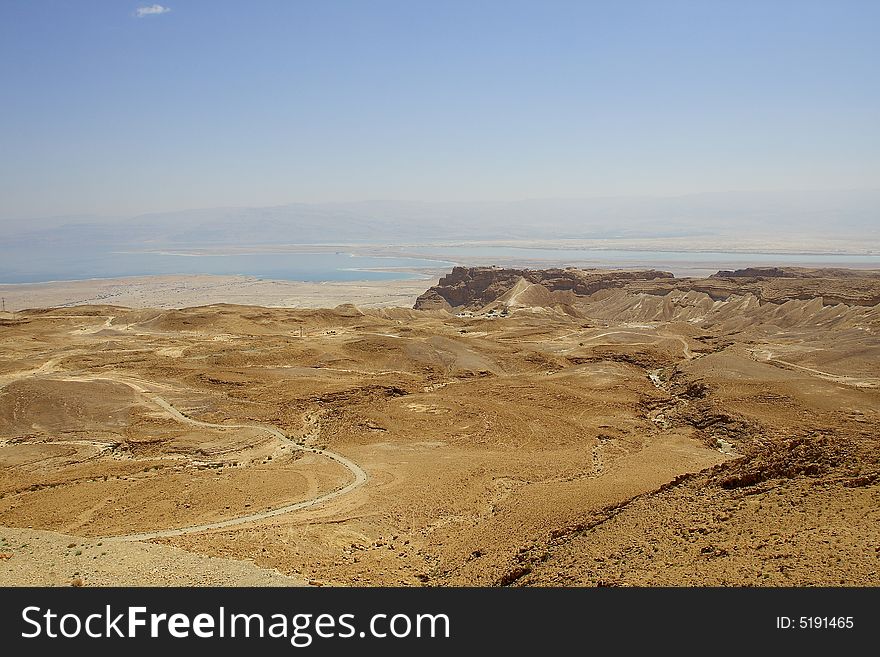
[0,274,438,312]
[0,269,877,586]
[0,526,304,586]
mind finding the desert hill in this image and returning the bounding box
[1,267,878,586]
[416,265,880,311]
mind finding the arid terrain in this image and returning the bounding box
[0,274,436,312]
[1,266,878,586]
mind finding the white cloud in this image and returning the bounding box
[135,4,171,18]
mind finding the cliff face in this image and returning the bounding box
[711,266,880,280]
[413,266,674,311]
[628,270,880,306]
[414,266,880,311]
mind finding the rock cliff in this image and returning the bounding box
[413,266,673,311]
[414,266,880,311]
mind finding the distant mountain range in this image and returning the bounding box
[3,189,878,249]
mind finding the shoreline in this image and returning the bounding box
[0,274,440,312]
[4,259,880,312]
[105,238,880,257]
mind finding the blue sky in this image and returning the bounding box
[1,0,878,219]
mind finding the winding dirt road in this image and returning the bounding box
[8,365,368,542]
[571,329,696,359]
[752,349,879,388]
[103,377,368,542]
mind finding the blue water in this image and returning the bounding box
[407,245,880,270]
[3,243,877,285]
[0,249,453,284]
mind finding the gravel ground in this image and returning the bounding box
[0,525,305,586]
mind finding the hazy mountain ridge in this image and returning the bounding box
[4,189,879,249]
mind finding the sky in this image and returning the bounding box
[1,0,878,220]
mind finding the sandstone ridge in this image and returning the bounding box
[414,266,673,311]
[414,265,880,314]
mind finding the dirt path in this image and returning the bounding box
[753,350,879,388]
[8,368,369,541]
[0,354,74,390]
[98,376,368,541]
[662,333,695,359]
[569,329,696,359]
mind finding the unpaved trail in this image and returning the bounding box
[0,354,75,389]
[753,350,879,388]
[76,315,116,334]
[8,368,369,541]
[661,333,695,359]
[571,329,696,359]
[94,375,368,541]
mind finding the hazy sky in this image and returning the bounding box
[1,0,878,219]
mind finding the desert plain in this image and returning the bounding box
[0,266,878,586]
